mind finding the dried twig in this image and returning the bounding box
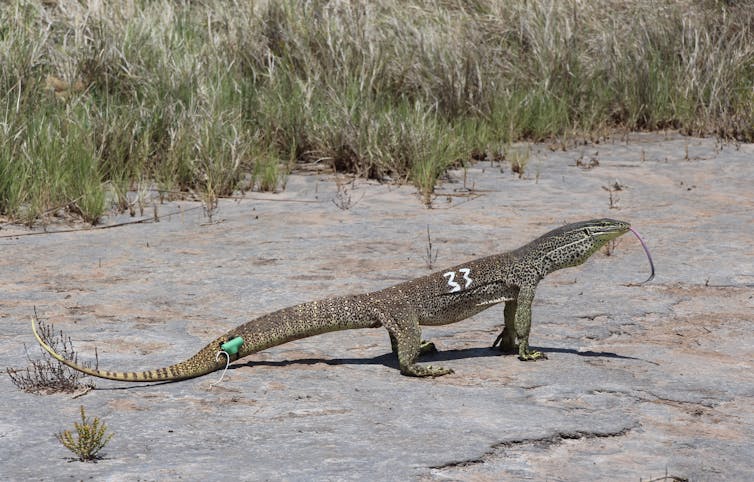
[7,311,94,394]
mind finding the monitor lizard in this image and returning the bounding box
[31,218,653,382]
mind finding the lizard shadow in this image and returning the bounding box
[230,347,495,371]
[94,346,647,390]
[90,347,500,390]
[230,345,644,371]
[538,347,650,363]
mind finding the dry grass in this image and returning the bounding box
[1,0,752,220]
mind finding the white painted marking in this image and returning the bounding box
[459,268,473,288]
[444,268,472,293]
[443,271,461,292]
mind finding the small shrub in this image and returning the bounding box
[331,176,363,211]
[6,317,94,394]
[56,406,114,462]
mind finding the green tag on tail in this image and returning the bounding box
[221,337,244,355]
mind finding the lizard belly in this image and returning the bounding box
[418,285,516,326]
[476,295,514,306]
[419,301,496,326]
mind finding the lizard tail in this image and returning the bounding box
[31,316,229,382]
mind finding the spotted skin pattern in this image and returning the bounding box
[32,219,630,382]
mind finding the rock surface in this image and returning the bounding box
[1,134,752,481]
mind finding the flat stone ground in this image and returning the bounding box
[1,133,752,481]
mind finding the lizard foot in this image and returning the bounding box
[491,332,517,354]
[419,340,438,355]
[518,350,548,361]
[401,364,454,377]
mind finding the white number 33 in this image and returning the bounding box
[443,268,472,293]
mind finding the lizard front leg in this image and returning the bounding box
[513,286,547,361]
[379,310,453,377]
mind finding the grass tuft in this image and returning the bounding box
[1,0,752,222]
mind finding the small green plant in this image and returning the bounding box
[508,145,531,179]
[56,406,114,462]
[199,187,219,224]
[254,155,283,192]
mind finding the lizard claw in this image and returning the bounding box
[401,364,454,377]
[518,350,548,361]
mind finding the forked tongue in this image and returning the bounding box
[629,227,655,284]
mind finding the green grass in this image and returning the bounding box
[1,0,752,222]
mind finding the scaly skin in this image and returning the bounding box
[32,218,631,382]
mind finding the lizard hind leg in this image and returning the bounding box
[383,313,453,377]
[492,300,518,354]
[394,334,437,356]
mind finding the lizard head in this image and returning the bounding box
[537,218,630,273]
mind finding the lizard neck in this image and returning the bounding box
[513,218,629,278]
[518,230,598,278]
